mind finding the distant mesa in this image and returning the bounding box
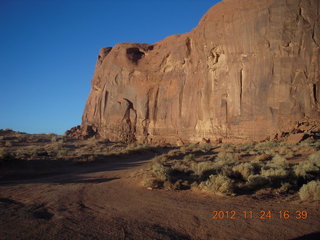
[67,0,320,144]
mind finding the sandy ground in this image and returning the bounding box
[0,153,319,240]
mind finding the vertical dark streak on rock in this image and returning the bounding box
[186,38,192,57]
[240,68,243,110]
[179,82,184,117]
[104,91,109,116]
[142,90,151,143]
[153,87,159,124]
[225,101,228,124]
[311,0,319,47]
[313,84,318,104]
[98,97,102,126]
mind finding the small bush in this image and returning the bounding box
[57,149,69,158]
[190,161,216,176]
[255,141,279,150]
[215,152,239,165]
[294,161,319,178]
[299,181,320,201]
[0,148,11,160]
[261,167,289,179]
[171,161,189,172]
[198,143,213,152]
[266,155,289,168]
[167,149,180,157]
[232,162,259,180]
[254,154,272,162]
[51,135,59,142]
[198,174,234,195]
[264,149,277,156]
[5,141,12,147]
[309,151,320,167]
[245,175,269,189]
[183,154,195,162]
[277,182,292,194]
[180,144,199,153]
[151,162,169,181]
[141,177,163,189]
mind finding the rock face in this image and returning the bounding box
[81,0,320,144]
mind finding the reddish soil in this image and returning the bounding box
[0,153,319,240]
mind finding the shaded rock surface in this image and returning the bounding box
[81,0,320,144]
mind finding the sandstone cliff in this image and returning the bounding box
[80,0,320,144]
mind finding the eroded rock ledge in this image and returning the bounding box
[77,0,320,144]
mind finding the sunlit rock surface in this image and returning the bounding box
[81,0,320,144]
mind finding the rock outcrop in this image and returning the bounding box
[80,0,320,144]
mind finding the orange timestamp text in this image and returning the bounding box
[210,210,308,220]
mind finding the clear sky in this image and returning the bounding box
[0,0,221,134]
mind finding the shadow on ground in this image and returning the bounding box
[289,232,320,240]
[0,148,165,186]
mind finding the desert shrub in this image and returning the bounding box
[232,162,260,180]
[34,147,48,157]
[261,167,289,179]
[14,134,27,143]
[294,161,319,178]
[235,142,255,152]
[183,154,195,162]
[198,143,213,152]
[198,174,234,195]
[163,179,190,190]
[141,177,163,189]
[126,143,155,154]
[151,162,169,181]
[167,149,181,157]
[266,155,289,168]
[277,182,292,194]
[51,135,59,143]
[309,151,320,167]
[57,149,69,158]
[248,150,259,155]
[264,149,277,156]
[215,152,239,165]
[245,174,269,190]
[5,141,12,147]
[179,144,199,153]
[0,148,11,160]
[189,153,239,178]
[277,146,294,157]
[254,154,272,162]
[313,141,320,150]
[221,143,232,149]
[298,181,320,201]
[255,141,279,150]
[190,161,216,176]
[219,165,235,178]
[171,161,190,172]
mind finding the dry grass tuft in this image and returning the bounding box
[198,174,234,195]
[299,181,320,201]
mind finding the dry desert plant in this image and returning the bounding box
[198,174,234,195]
[298,180,320,201]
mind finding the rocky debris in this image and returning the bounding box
[81,0,320,144]
[65,125,97,140]
[286,133,309,144]
[271,119,320,143]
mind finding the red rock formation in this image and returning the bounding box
[81,0,320,144]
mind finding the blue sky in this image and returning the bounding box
[0,0,221,134]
